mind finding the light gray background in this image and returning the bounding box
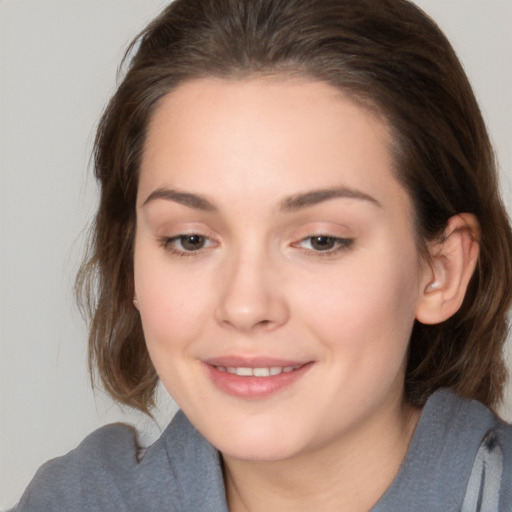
[1,0,511,509]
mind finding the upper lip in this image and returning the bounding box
[203,356,310,368]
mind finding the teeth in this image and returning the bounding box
[216,365,301,377]
[236,367,253,377]
[253,367,270,377]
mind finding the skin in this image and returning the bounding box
[133,77,440,511]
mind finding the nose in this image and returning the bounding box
[214,250,290,333]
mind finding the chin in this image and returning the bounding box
[205,417,313,462]
[219,438,299,462]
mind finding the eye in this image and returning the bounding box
[177,234,206,251]
[159,233,215,255]
[309,236,338,251]
[295,235,353,254]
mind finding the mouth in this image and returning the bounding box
[214,364,303,377]
[203,357,313,399]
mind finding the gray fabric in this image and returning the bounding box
[13,390,512,511]
[371,391,512,511]
[461,431,503,512]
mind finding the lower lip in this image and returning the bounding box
[204,362,313,399]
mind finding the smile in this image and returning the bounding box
[204,360,313,399]
[214,365,303,377]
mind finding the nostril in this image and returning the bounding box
[254,319,273,329]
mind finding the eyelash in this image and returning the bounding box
[158,234,216,258]
[159,234,353,259]
[293,235,354,257]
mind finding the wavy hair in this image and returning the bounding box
[77,0,512,413]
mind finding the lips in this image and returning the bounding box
[203,356,313,399]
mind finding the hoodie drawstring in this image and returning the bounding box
[461,430,503,512]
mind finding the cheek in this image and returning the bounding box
[134,245,213,352]
[295,246,421,368]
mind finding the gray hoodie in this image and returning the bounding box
[13,390,512,511]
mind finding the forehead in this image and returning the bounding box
[139,77,409,215]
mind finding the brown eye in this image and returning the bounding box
[293,235,353,255]
[310,236,337,251]
[179,234,206,251]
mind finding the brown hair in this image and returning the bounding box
[77,0,512,413]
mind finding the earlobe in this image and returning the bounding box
[416,213,480,325]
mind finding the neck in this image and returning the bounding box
[223,396,421,512]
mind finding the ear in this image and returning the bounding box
[415,213,480,325]
[133,296,139,310]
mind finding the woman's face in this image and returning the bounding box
[134,78,431,461]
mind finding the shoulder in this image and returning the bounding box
[421,390,512,510]
[373,390,512,511]
[14,423,142,511]
[494,412,512,509]
[14,411,227,512]
[456,401,512,510]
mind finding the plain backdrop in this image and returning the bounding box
[1,0,511,509]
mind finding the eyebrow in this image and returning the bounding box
[280,187,382,211]
[142,188,217,211]
[142,185,381,212]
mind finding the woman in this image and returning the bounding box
[15,0,512,510]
